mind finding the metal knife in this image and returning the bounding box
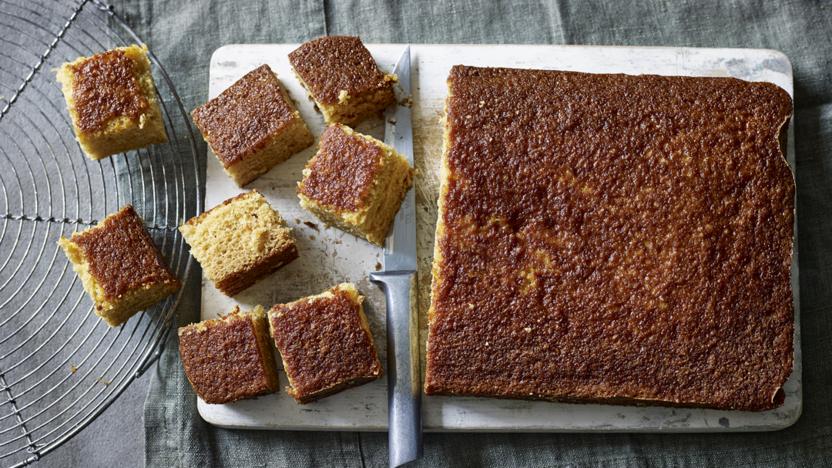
[369,46,422,468]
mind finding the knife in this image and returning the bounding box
[369,46,422,468]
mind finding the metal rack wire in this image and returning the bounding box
[0,0,201,465]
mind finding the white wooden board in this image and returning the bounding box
[198,44,800,432]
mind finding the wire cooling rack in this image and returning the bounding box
[0,0,201,465]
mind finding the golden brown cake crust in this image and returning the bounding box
[69,49,149,133]
[178,310,278,404]
[288,36,391,105]
[191,64,297,167]
[298,124,382,211]
[269,285,382,403]
[425,65,794,411]
[71,205,179,300]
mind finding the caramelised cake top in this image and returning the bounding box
[289,36,391,105]
[69,48,149,133]
[192,64,297,166]
[269,284,381,400]
[178,307,277,404]
[425,65,794,411]
[298,124,383,212]
[70,205,179,300]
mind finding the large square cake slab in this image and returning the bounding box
[425,66,793,412]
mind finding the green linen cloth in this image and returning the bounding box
[121,0,832,466]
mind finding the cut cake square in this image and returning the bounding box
[179,190,298,296]
[289,36,396,126]
[268,283,382,403]
[56,44,168,160]
[59,205,180,326]
[178,306,279,404]
[298,124,413,245]
[192,64,314,186]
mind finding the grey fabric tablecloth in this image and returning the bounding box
[119,1,832,466]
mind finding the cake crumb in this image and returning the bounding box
[303,221,320,231]
[375,262,382,271]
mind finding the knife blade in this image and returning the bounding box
[369,46,422,468]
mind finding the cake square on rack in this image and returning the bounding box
[56,44,168,160]
[58,205,181,327]
[289,36,396,126]
[297,124,414,245]
[179,190,298,296]
[178,306,279,404]
[191,64,314,186]
[268,283,382,403]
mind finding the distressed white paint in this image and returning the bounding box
[198,44,800,432]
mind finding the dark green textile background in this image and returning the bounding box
[120,1,832,466]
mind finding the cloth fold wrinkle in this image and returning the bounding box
[129,1,832,466]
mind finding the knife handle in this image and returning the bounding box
[369,271,423,467]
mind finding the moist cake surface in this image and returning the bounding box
[59,205,180,326]
[299,124,384,211]
[268,283,382,403]
[178,306,279,404]
[297,124,414,245]
[56,44,167,160]
[192,64,302,167]
[68,48,149,133]
[70,206,175,299]
[288,36,390,105]
[425,65,794,411]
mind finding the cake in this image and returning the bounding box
[297,124,413,245]
[268,283,382,403]
[178,306,279,404]
[424,65,795,411]
[179,190,298,296]
[191,64,314,186]
[289,36,396,126]
[58,205,180,326]
[56,44,167,160]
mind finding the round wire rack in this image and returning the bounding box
[0,0,201,465]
